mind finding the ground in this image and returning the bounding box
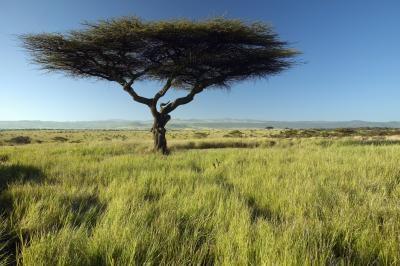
[0,128,400,265]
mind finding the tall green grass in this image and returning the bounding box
[0,131,400,265]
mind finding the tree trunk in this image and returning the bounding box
[152,114,170,154]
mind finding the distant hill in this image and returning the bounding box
[1,119,400,130]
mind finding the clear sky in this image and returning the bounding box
[1,0,399,121]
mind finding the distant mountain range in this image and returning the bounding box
[1,119,400,129]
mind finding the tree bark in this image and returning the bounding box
[152,113,171,154]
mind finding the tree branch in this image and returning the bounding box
[120,79,152,106]
[153,77,174,104]
[160,84,204,114]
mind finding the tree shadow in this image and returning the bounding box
[171,141,261,151]
[214,176,283,225]
[0,163,45,265]
[244,196,284,224]
[61,194,107,230]
[0,163,44,194]
[322,230,384,265]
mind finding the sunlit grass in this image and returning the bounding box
[0,130,400,264]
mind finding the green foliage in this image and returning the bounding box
[8,136,31,145]
[21,17,298,89]
[52,136,69,142]
[223,129,244,138]
[192,132,209,139]
[0,130,400,264]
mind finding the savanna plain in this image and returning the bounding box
[1,128,400,265]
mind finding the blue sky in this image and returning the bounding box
[1,0,399,121]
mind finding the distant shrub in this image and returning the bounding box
[111,134,128,141]
[8,136,31,145]
[320,131,331,137]
[280,129,298,138]
[265,126,274,130]
[52,136,69,142]
[334,128,356,135]
[223,130,244,138]
[267,127,400,138]
[192,132,209,139]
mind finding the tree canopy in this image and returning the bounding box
[22,17,298,89]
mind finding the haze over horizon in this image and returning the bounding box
[1,0,399,122]
[2,118,400,123]
[4,119,400,131]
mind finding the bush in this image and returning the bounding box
[8,136,31,145]
[52,136,69,142]
[334,128,356,136]
[192,132,209,139]
[223,130,244,138]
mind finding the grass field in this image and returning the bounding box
[1,129,400,265]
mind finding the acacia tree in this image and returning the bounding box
[21,17,298,154]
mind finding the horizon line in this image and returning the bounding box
[1,119,400,123]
